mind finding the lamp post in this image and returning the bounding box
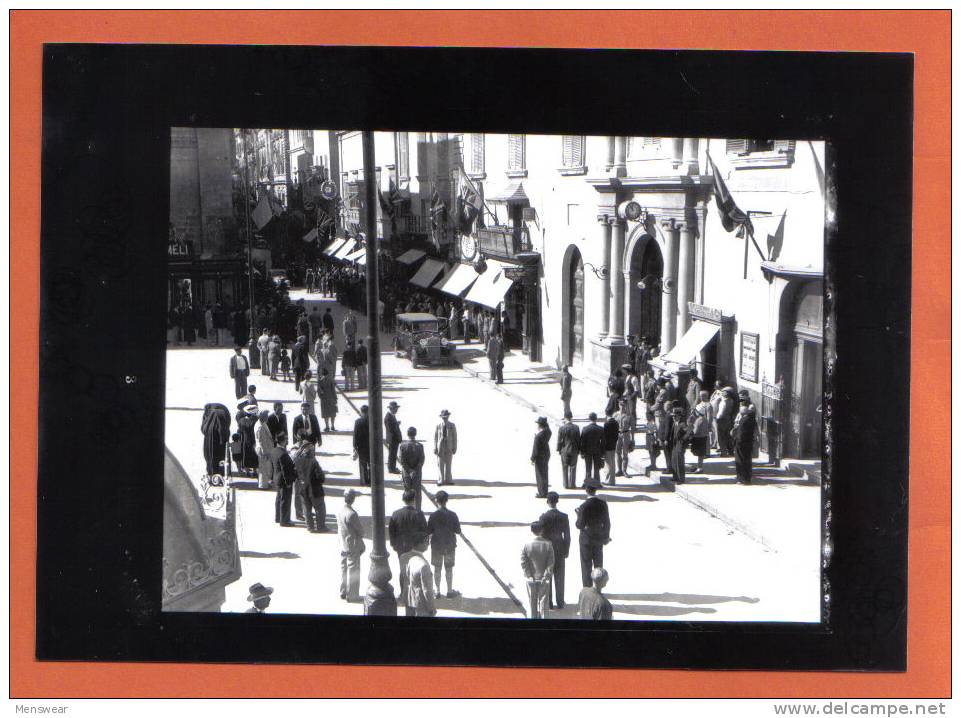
[361,130,397,616]
[239,128,260,368]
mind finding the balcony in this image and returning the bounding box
[401,214,430,237]
[474,225,531,259]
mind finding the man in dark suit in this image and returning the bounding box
[732,398,759,485]
[292,335,309,392]
[266,402,288,447]
[602,408,619,486]
[667,404,693,485]
[539,492,571,609]
[579,412,606,487]
[657,400,675,474]
[398,426,426,511]
[556,411,580,489]
[292,402,322,445]
[352,404,371,486]
[229,347,250,400]
[575,484,611,588]
[269,433,297,527]
[384,401,403,474]
[531,416,553,498]
[322,307,335,337]
[388,488,429,604]
[293,441,328,533]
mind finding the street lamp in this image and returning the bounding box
[361,130,397,616]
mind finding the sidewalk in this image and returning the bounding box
[450,341,822,557]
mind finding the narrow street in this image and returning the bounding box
[165,294,820,621]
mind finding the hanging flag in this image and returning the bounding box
[251,196,274,230]
[707,153,755,238]
[430,186,447,229]
[457,181,480,234]
[378,187,394,219]
[316,208,333,235]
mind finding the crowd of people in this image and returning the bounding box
[195,255,762,620]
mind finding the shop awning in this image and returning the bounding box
[345,248,367,264]
[433,262,480,297]
[490,181,529,204]
[322,238,348,256]
[333,241,359,261]
[409,258,447,288]
[659,320,721,367]
[464,259,515,309]
[396,248,427,265]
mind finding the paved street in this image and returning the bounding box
[165,294,820,622]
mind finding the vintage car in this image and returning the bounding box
[393,312,454,367]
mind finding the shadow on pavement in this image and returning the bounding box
[240,550,301,560]
[596,493,658,503]
[610,603,718,617]
[605,592,760,605]
[439,478,536,489]
[461,520,532,529]
[435,595,523,616]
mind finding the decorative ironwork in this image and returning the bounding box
[474,225,531,258]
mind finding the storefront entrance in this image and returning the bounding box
[627,235,663,346]
[567,248,584,365]
[778,280,823,458]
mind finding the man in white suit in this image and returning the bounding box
[434,409,457,486]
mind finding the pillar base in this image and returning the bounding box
[587,338,631,385]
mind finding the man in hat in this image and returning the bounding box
[487,331,505,384]
[602,408,620,486]
[531,416,553,498]
[434,409,457,486]
[577,567,613,621]
[427,490,462,598]
[292,402,322,445]
[402,534,436,617]
[343,310,358,347]
[352,404,371,487]
[384,401,403,475]
[245,582,274,613]
[389,488,429,604]
[322,307,335,337]
[615,399,634,478]
[666,404,693,485]
[292,335,310,392]
[539,492,571,609]
[398,426,426,511]
[269,432,297,527]
[337,488,365,601]
[623,363,640,432]
[575,484,611,588]
[356,338,368,389]
[715,387,738,456]
[257,329,271,376]
[732,397,759,485]
[559,365,573,418]
[293,441,327,533]
[556,410,581,490]
[308,305,323,344]
[579,412,606,487]
[520,520,555,619]
[229,347,250,400]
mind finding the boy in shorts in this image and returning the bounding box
[426,490,462,598]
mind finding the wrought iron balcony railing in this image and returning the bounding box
[474,224,531,258]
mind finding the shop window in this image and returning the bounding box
[726,139,796,169]
[559,135,587,175]
[396,132,410,181]
[469,134,485,178]
[507,134,527,177]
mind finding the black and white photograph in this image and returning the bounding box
[162,128,827,622]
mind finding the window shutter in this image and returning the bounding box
[509,134,525,170]
[396,132,409,179]
[726,139,750,155]
[471,134,485,174]
[572,135,584,166]
[773,139,796,154]
[562,135,573,166]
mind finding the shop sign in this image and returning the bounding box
[168,242,193,258]
[739,332,760,382]
[689,302,724,323]
[502,266,534,281]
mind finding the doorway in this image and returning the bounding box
[567,248,584,365]
[627,235,663,345]
[778,280,824,458]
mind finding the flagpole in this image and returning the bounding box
[240,128,259,368]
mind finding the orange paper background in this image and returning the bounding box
[10,10,950,698]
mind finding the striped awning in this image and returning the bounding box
[396,248,427,265]
[333,241,358,260]
[409,258,447,289]
[464,259,514,309]
[344,248,367,264]
[322,238,348,256]
[490,181,529,204]
[433,262,480,297]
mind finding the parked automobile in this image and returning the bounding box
[393,312,453,367]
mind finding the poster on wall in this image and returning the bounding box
[740,331,759,382]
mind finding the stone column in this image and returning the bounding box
[608,218,627,343]
[670,137,684,168]
[682,138,700,175]
[612,136,628,178]
[606,137,615,171]
[676,221,696,336]
[660,218,680,352]
[597,214,613,339]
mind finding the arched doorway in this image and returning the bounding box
[564,247,585,366]
[777,280,823,458]
[627,234,663,345]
